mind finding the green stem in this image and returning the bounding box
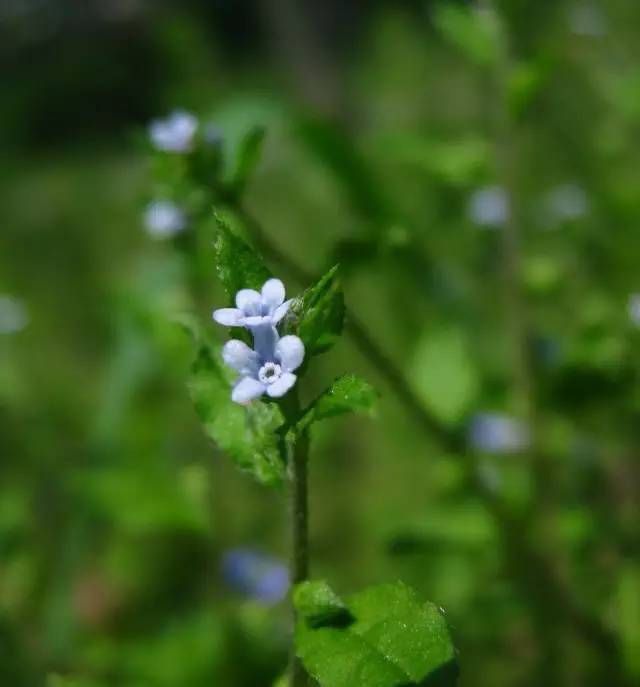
[291,428,310,686]
[283,391,310,687]
[291,428,310,586]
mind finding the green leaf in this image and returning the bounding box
[188,345,285,486]
[294,580,354,629]
[433,3,502,67]
[227,125,266,196]
[290,265,345,356]
[212,212,271,299]
[297,375,377,432]
[412,328,479,426]
[295,581,458,687]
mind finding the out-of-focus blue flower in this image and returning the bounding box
[468,413,530,454]
[568,1,607,38]
[0,295,29,335]
[149,110,198,152]
[628,293,640,327]
[222,333,304,404]
[144,201,187,239]
[213,279,293,332]
[544,183,589,223]
[221,549,289,604]
[468,186,509,227]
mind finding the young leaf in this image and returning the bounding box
[188,345,285,486]
[291,265,345,357]
[212,212,271,299]
[297,375,377,432]
[295,581,458,687]
[227,125,266,196]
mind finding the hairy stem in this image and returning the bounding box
[283,391,310,687]
[290,428,310,686]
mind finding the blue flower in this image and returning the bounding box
[213,278,292,331]
[629,293,640,327]
[214,279,303,402]
[222,333,305,404]
[149,110,198,153]
[221,549,289,604]
[0,295,29,335]
[144,200,187,239]
[468,413,530,454]
[468,186,509,227]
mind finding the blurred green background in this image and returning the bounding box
[1,1,640,685]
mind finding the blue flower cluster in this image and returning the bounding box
[149,110,198,153]
[144,110,224,240]
[213,279,305,403]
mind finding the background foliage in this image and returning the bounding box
[1,1,639,685]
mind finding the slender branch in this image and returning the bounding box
[488,12,563,683]
[489,5,537,438]
[482,2,626,679]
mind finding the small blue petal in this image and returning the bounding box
[275,335,304,372]
[222,340,259,375]
[213,308,244,327]
[236,289,262,314]
[232,377,265,404]
[261,278,286,310]
[266,372,297,398]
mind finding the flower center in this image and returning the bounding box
[258,362,282,385]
